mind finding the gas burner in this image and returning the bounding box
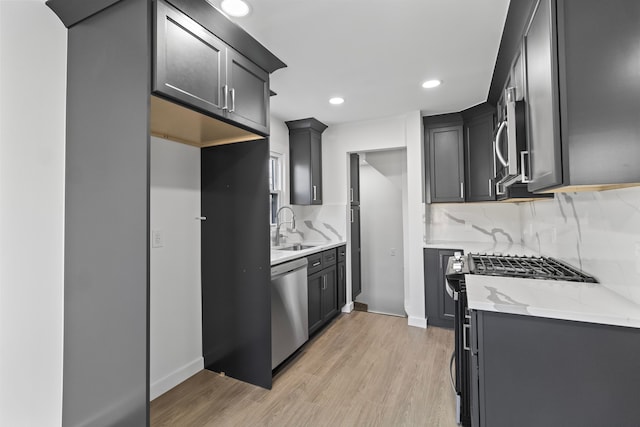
[469,254,597,283]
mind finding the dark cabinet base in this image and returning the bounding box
[471,311,640,427]
[424,248,460,329]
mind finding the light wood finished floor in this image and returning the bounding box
[151,311,457,427]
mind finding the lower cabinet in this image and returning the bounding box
[470,310,640,427]
[424,248,461,329]
[307,247,342,335]
[337,245,346,310]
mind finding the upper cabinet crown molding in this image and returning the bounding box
[47,0,287,75]
[46,0,123,28]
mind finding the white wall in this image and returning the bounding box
[322,112,426,327]
[0,1,66,425]
[358,150,406,316]
[149,137,203,399]
[519,186,640,305]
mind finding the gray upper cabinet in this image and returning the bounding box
[154,0,270,135]
[425,109,496,204]
[225,49,270,135]
[286,118,328,205]
[425,118,465,203]
[524,0,640,192]
[523,0,562,191]
[349,153,360,205]
[463,105,496,202]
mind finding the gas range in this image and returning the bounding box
[444,253,597,426]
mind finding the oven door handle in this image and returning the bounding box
[445,279,457,300]
[463,324,471,351]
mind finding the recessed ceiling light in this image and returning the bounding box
[422,79,442,89]
[221,0,251,17]
[329,97,344,105]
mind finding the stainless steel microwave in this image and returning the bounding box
[494,87,529,194]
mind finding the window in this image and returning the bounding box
[269,153,283,225]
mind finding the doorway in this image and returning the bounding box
[352,149,407,316]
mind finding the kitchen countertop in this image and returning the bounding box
[424,240,537,256]
[271,241,346,266]
[466,274,640,329]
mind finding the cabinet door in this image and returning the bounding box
[154,0,226,117]
[226,49,270,135]
[524,0,563,192]
[350,206,362,298]
[424,248,459,329]
[322,265,338,321]
[465,114,496,202]
[349,153,360,205]
[310,131,323,205]
[307,271,324,335]
[337,261,346,310]
[428,125,465,202]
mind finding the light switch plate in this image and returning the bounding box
[152,229,164,248]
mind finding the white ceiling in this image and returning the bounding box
[210,0,510,126]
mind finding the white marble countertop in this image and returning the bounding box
[424,240,537,256]
[466,274,640,329]
[270,240,346,266]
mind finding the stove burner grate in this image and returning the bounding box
[469,254,597,283]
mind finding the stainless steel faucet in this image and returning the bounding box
[275,206,296,246]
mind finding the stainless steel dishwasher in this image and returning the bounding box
[271,257,309,369]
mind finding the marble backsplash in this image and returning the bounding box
[519,186,640,305]
[273,204,347,246]
[425,202,522,245]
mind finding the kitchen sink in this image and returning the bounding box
[278,244,316,251]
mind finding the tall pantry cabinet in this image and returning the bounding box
[45,0,285,425]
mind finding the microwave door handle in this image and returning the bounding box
[494,121,509,167]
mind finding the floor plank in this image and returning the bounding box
[151,311,458,426]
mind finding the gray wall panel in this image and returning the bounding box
[63,0,150,425]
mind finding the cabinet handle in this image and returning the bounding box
[350,208,354,223]
[222,85,229,110]
[463,324,470,351]
[323,276,326,290]
[230,87,236,112]
[520,150,530,183]
[313,185,317,201]
[312,261,321,267]
[460,182,464,200]
[350,188,354,202]
[488,179,492,197]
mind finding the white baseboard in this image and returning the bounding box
[408,316,427,329]
[150,357,204,400]
[342,301,354,313]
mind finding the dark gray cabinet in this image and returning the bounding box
[154,0,270,135]
[307,248,339,335]
[349,153,360,205]
[425,119,465,203]
[463,106,496,202]
[424,248,461,329]
[425,108,496,204]
[524,0,640,192]
[470,310,640,427]
[350,206,362,298]
[225,49,270,134]
[337,246,346,310]
[286,118,328,205]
